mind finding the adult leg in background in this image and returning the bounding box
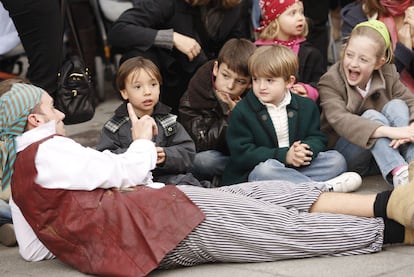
[1,0,62,95]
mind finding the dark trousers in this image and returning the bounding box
[303,0,330,69]
[1,0,62,95]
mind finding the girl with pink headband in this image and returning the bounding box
[255,0,325,102]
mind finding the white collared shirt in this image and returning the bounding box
[11,121,161,261]
[356,78,372,98]
[263,91,291,148]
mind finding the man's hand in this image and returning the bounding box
[173,32,201,61]
[127,103,157,141]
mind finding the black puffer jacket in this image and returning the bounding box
[179,60,231,153]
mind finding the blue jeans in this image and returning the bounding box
[190,150,229,181]
[335,99,414,185]
[248,150,347,183]
[0,199,12,225]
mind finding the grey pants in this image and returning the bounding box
[159,181,384,268]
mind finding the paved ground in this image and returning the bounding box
[1,92,414,277]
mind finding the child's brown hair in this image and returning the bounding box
[116,56,162,91]
[217,38,256,78]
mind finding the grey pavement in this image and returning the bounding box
[1,92,414,277]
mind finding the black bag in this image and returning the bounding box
[55,55,95,124]
[55,0,96,125]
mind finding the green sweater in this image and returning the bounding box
[222,90,327,185]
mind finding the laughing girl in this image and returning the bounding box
[319,19,414,187]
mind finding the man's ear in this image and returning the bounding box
[26,114,41,129]
[286,75,296,88]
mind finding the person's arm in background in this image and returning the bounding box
[108,0,173,51]
[394,7,414,76]
[108,0,201,61]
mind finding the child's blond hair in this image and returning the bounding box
[258,17,308,41]
[342,23,394,64]
[248,45,298,81]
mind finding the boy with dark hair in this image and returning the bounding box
[96,56,204,187]
[179,38,256,185]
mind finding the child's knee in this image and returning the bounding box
[382,99,409,118]
[250,159,284,178]
[322,150,348,174]
[361,109,389,124]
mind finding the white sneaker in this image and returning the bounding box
[325,172,362,192]
[393,165,409,187]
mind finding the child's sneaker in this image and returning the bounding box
[393,165,409,187]
[0,223,16,247]
[326,172,362,192]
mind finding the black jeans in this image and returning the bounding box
[1,0,62,95]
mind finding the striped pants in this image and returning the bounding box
[159,181,384,268]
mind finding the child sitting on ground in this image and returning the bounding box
[319,20,414,187]
[179,38,256,186]
[96,56,207,187]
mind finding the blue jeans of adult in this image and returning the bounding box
[335,99,414,185]
[0,199,12,225]
[190,150,229,181]
[248,150,347,183]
